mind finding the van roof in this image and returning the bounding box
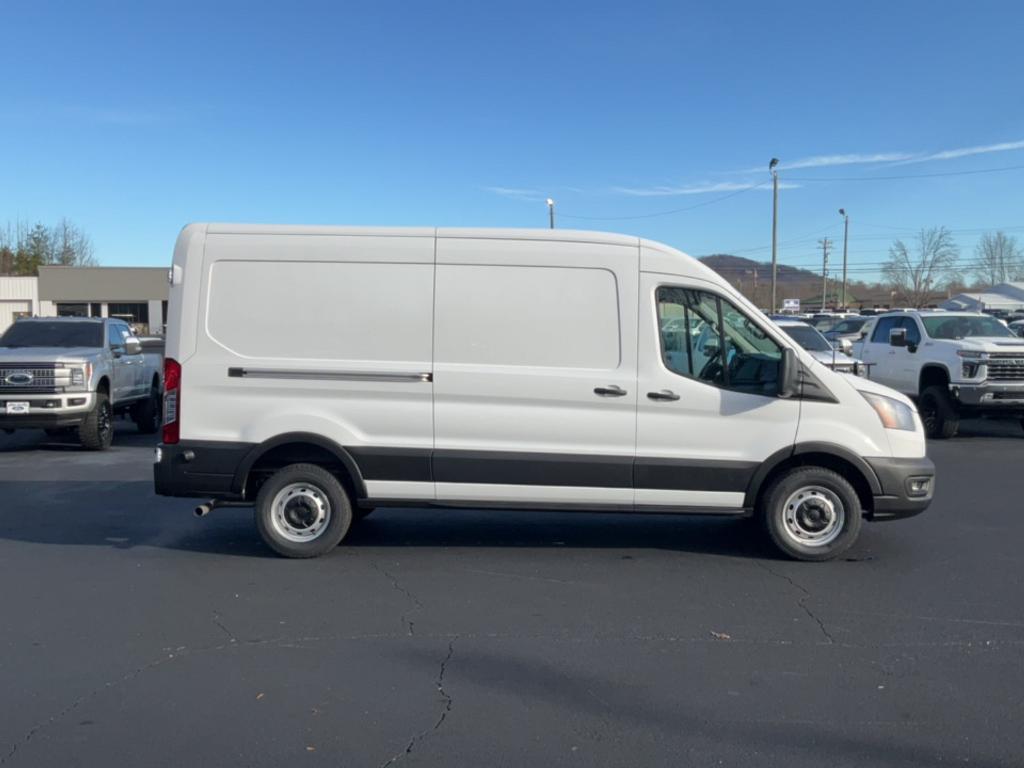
[202,223,641,247]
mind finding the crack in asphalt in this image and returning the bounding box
[372,561,424,636]
[379,639,456,768]
[3,627,1015,763]
[211,611,238,643]
[756,562,835,644]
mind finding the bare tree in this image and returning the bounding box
[0,219,97,275]
[972,231,1022,286]
[883,227,961,308]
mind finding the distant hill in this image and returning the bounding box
[698,253,888,310]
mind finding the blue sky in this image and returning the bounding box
[3,0,1024,281]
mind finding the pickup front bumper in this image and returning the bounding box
[0,392,96,429]
[952,382,1024,409]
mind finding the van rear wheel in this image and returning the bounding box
[761,466,862,562]
[254,463,353,558]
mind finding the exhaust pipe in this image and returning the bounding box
[194,499,249,518]
[194,502,213,518]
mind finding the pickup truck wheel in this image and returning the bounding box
[255,464,353,558]
[78,393,113,451]
[133,388,162,434]
[761,466,863,562]
[919,384,959,439]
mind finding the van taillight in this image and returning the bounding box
[163,357,181,445]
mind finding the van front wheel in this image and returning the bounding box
[255,464,353,558]
[761,467,862,562]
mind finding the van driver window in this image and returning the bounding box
[657,287,783,396]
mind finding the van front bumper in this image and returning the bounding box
[153,440,252,500]
[864,456,935,520]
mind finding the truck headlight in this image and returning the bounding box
[70,363,91,388]
[861,392,917,431]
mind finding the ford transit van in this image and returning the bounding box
[154,224,934,560]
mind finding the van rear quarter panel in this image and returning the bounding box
[182,232,435,450]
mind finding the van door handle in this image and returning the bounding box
[647,389,680,401]
[593,385,627,397]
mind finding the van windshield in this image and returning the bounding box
[922,315,1016,340]
[0,321,105,348]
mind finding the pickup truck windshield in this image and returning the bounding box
[0,321,104,348]
[922,315,1016,340]
[779,324,833,352]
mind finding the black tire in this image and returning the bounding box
[760,466,863,562]
[919,384,959,439]
[254,463,353,558]
[78,393,114,451]
[133,388,162,434]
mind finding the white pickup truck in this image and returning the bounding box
[0,317,163,449]
[852,310,1024,438]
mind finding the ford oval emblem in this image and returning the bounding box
[5,371,33,385]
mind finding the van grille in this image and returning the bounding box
[0,364,66,394]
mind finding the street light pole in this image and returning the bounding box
[839,208,849,309]
[546,198,555,229]
[769,158,779,312]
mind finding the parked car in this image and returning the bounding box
[0,317,163,449]
[1009,319,1024,338]
[852,310,1024,439]
[155,223,933,561]
[824,316,869,345]
[774,319,868,376]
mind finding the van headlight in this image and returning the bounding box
[861,392,917,431]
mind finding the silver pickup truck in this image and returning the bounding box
[0,317,163,450]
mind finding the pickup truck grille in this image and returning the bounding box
[0,364,68,394]
[987,356,1024,381]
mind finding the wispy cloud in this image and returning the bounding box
[893,139,1024,165]
[483,186,546,202]
[735,139,1024,173]
[612,180,799,197]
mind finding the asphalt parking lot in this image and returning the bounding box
[0,420,1022,767]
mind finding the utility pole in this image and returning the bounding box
[819,238,832,311]
[769,158,779,312]
[546,198,555,229]
[839,208,849,309]
[753,267,759,308]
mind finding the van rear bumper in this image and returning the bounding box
[864,456,935,520]
[154,440,252,500]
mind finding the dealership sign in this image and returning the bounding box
[782,298,800,312]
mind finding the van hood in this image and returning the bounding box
[0,347,100,364]
[843,371,916,408]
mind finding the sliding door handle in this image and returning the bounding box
[647,389,680,401]
[594,385,627,397]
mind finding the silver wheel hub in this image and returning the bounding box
[780,485,845,547]
[270,483,331,543]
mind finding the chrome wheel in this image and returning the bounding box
[780,485,845,547]
[269,482,332,543]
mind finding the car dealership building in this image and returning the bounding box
[0,266,168,335]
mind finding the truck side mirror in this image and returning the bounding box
[779,347,799,398]
[889,328,907,348]
[125,338,142,355]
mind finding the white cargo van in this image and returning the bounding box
[154,224,934,560]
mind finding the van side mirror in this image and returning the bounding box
[889,328,907,348]
[779,347,799,398]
